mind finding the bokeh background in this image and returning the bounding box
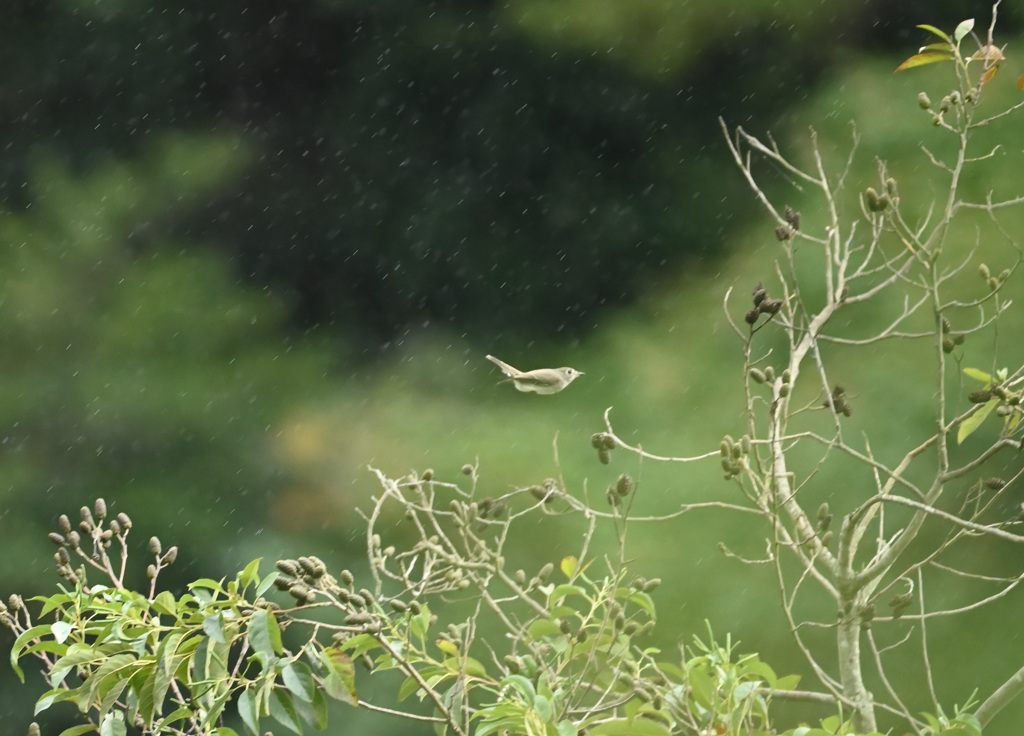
[3,0,1024,733]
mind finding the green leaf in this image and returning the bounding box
[269,687,304,734]
[895,52,954,72]
[964,367,993,383]
[238,558,262,591]
[917,24,952,43]
[547,584,588,606]
[958,398,999,444]
[237,686,260,736]
[152,590,177,617]
[954,18,975,43]
[500,674,538,704]
[320,646,358,706]
[248,609,283,657]
[526,618,562,640]
[190,578,228,598]
[775,673,801,690]
[51,620,73,644]
[202,613,228,644]
[56,725,98,736]
[398,674,423,702]
[99,711,127,736]
[410,603,432,641]
[10,623,59,682]
[560,556,578,578]
[589,717,673,736]
[338,632,381,659]
[282,660,316,703]
[255,571,280,599]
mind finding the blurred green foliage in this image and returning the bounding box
[0,133,332,574]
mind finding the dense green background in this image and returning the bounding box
[2,0,1024,733]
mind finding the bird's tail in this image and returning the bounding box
[485,355,520,377]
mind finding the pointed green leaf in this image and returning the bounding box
[238,558,262,591]
[238,687,260,736]
[589,717,673,735]
[954,19,975,43]
[895,52,954,72]
[321,646,358,705]
[964,367,993,383]
[958,398,999,444]
[917,24,951,43]
[269,687,303,734]
[56,725,99,736]
[248,608,283,657]
[202,613,227,645]
[282,660,315,703]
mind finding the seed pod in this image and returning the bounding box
[774,225,792,242]
[559,618,572,635]
[889,592,913,619]
[94,498,107,520]
[917,91,931,109]
[461,464,474,475]
[345,611,374,625]
[389,599,409,613]
[48,533,66,547]
[865,187,889,212]
[969,389,992,404]
[744,307,760,325]
[67,531,81,549]
[985,477,1007,490]
[148,536,162,556]
[421,468,434,481]
[276,559,299,576]
[615,474,633,497]
[161,547,178,566]
[817,503,832,533]
[749,368,766,384]
[885,178,898,201]
[80,507,95,531]
[751,282,767,305]
[58,515,72,534]
[340,569,355,586]
[116,512,132,530]
[538,563,554,581]
[784,206,800,230]
[642,578,661,592]
[598,448,611,465]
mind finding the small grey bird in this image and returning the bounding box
[485,355,584,395]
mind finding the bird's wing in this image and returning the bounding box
[512,370,559,387]
[485,355,520,376]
